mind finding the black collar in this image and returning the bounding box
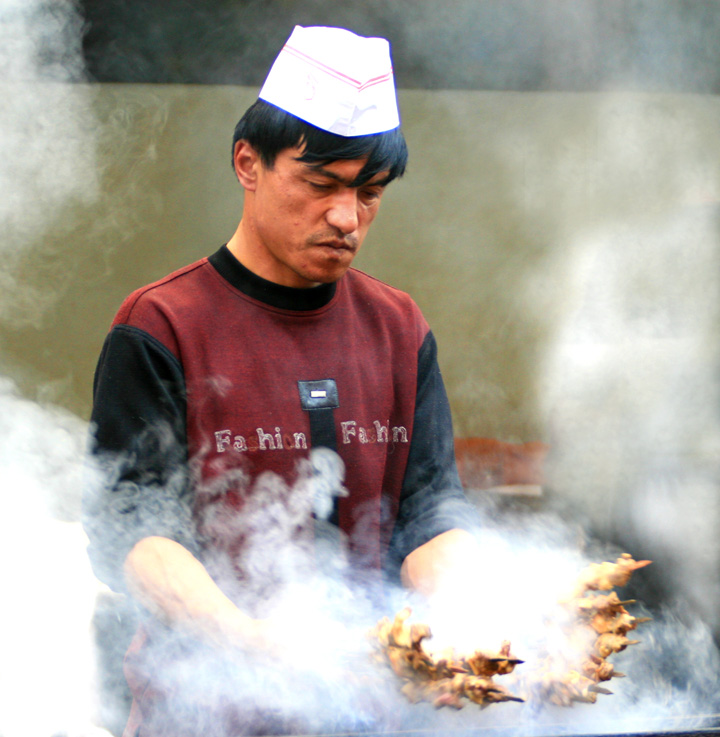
[208,244,337,311]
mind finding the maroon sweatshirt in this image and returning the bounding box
[83,245,475,734]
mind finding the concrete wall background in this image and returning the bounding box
[2,81,719,631]
[2,84,718,447]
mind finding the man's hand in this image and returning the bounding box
[400,528,479,597]
[124,536,273,653]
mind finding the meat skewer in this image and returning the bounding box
[523,554,651,705]
[372,553,651,710]
[370,608,524,710]
[568,554,652,598]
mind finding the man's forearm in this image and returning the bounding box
[124,536,269,651]
[400,528,478,596]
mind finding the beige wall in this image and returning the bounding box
[2,84,719,542]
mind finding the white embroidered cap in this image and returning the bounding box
[259,25,400,137]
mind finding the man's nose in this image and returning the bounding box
[326,189,359,234]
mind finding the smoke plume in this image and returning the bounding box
[0,2,110,735]
[2,3,720,736]
[0,0,99,329]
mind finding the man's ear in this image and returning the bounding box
[233,140,261,191]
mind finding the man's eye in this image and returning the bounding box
[309,181,333,191]
[360,188,382,203]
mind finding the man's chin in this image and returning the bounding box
[301,257,354,286]
[305,266,350,286]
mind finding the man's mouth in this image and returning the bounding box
[309,234,359,253]
[319,240,354,251]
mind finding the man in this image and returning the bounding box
[84,25,477,736]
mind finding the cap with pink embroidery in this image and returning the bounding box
[259,25,401,137]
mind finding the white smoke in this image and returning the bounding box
[524,93,720,731]
[411,501,720,735]
[0,0,99,329]
[539,188,720,608]
[0,379,109,737]
[0,2,110,735]
[132,468,720,736]
[2,3,719,735]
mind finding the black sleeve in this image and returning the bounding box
[386,330,480,577]
[82,324,199,593]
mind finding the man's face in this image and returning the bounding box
[246,145,389,288]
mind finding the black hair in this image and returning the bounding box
[231,99,408,186]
